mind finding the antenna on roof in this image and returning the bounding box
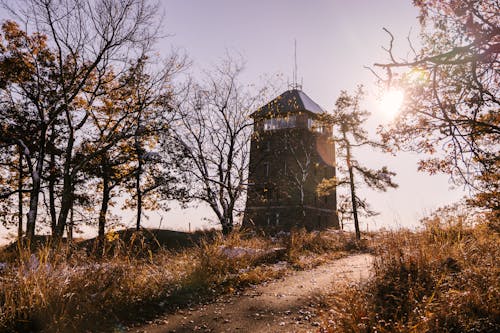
[290,39,302,91]
[293,39,297,87]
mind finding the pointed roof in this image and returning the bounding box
[251,89,325,118]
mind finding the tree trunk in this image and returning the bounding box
[67,206,74,245]
[17,147,23,240]
[348,162,360,240]
[300,186,305,218]
[48,151,58,235]
[47,125,58,235]
[135,133,143,231]
[26,178,40,242]
[98,161,111,241]
[221,219,233,235]
[26,127,47,243]
[26,180,40,243]
[98,185,110,240]
[56,173,73,239]
[56,129,75,239]
[344,132,360,240]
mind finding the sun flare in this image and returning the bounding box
[380,89,404,117]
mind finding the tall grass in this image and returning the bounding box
[322,218,500,332]
[0,243,189,332]
[285,228,365,268]
[0,228,355,332]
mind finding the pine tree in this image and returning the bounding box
[317,87,398,240]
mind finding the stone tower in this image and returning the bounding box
[243,89,339,231]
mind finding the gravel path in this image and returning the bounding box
[130,253,373,333]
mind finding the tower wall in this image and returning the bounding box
[243,107,339,232]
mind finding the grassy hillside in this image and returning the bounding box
[2,215,497,333]
[0,228,357,332]
[320,217,500,332]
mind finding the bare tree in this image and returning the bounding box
[172,59,267,235]
[0,0,163,242]
[263,130,316,221]
[288,135,313,219]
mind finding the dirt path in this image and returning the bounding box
[129,253,373,333]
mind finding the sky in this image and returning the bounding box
[0,0,467,242]
[145,0,465,233]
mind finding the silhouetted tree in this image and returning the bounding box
[373,0,499,216]
[172,58,267,235]
[318,88,397,240]
[0,0,164,242]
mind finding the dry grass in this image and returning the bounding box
[0,227,355,332]
[285,228,365,268]
[321,218,500,332]
[0,243,190,332]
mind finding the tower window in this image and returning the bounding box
[263,116,296,131]
[265,141,271,152]
[308,118,326,133]
[265,187,273,201]
[264,162,270,177]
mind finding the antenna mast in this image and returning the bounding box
[294,39,297,88]
[291,39,302,90]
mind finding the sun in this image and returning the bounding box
[379,89,404,117]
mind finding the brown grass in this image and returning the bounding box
[0,227,355,332]
[285,228,365,268]
[321,218,500,332]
